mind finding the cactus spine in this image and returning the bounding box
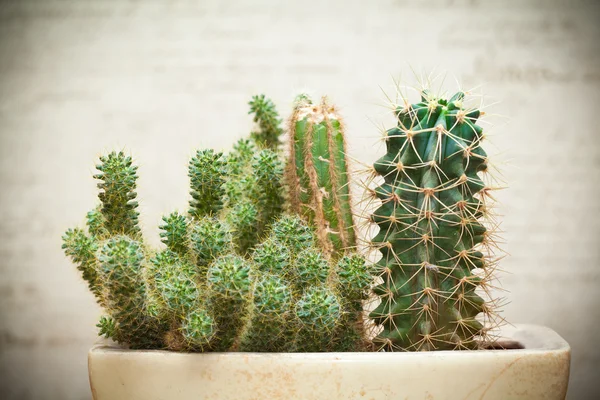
[287,95,356,259]
[368,89,497,351]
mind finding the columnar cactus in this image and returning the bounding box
[368,89,496,351]
[286,95,357,259]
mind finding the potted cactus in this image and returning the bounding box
[64,89,570,400]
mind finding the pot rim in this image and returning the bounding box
[89,323,569,357]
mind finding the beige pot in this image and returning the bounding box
[88,324,570,400]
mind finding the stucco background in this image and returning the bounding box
[0,0,599,399]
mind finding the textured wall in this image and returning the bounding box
[0,0,598,399]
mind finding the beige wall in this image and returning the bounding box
[1,0,599,399]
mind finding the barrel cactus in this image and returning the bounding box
[368,88,499,351]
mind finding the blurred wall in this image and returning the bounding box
[0,0,598,399]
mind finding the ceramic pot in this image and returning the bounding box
[88,324,570,400]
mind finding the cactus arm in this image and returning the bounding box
[189,216,233,273]
[226,200,259,254]
[207,254,252,351]
[248,94,284,150]
[252,149,285,236]
[97,236,164,349]
[188,149,227,218]
[94,151,141,237]
[294,286,341,352]
[159,212,189,256]
[239,275,293,352]
[62,228,102,303]
[329,118,356,250]
[181,309,215,351]
[332,254,372,351]
[86,206,108,237]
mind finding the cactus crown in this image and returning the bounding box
[367,87,501,351]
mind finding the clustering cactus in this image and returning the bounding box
[286,95,357,259]
[367,88,499,351]
[62,95,373,352]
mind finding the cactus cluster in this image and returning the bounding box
[366,89,500,351]
[64,84,504,354]
[63,96,372,352]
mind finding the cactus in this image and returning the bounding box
[241,215,368,352]
[63,95,374,353]
[190,216,232,271]
[188,149,227,218]
[159,212,189,256]
[207,254,252,351]
[97,236,164,348]
[94,152,141,237]
[239,274,293,352]
[286,95,356,259]
[295,286,341,352]
[248,94,284,150]
[181,309,215,350]
[368,89,496,351]
[62,228,101,301]
[332,254,373,351]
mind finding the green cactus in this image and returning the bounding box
[295,248,329,289]
[94,152,141,237]
[159,212,189,256]
[181,309,215,351]
[62,228,101,302]
[295,286,341,352]
[188,149,227,218]
[369,89,493,351]
[189,216,232,271]
[332,254,373,351]
[221,142,284,253]
[252,149,285,234]
[86,206,108,237]
[226,199,259,254]
[248,94,284,150]
[97,235,164,348]
[207,254,252,351]
[270,214,315,254]
[239,274,293,352]
[252,238,291,277]
[287,95,357,259]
